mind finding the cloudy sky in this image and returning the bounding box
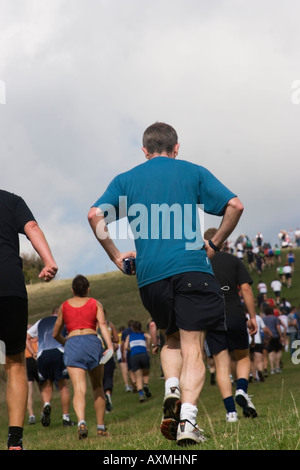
[1,0,300,280]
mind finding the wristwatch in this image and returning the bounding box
[208,239,220,252]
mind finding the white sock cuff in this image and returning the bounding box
[180,402,198,424]
[165,377,180,394]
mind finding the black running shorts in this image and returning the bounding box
[37,349,68,383]
[205,314,249,355]
[139,272,226,335]
[26,357,40,382]
[130,352,150,372]
[0,296,28,356]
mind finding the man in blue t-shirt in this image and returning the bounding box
[88,122,244,446]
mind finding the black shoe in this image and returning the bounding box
[257,371,265,382]
[143,385,152,398]
[105,393,113,412]
[63,419,76,426]
[41,404,51,427]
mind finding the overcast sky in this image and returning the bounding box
[1,0,300,280]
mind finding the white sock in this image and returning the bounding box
[180,403,198,425]
[78,420,86,427]
[165,377,180,394]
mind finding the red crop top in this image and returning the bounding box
[62,297,98,333]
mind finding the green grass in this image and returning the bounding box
[1,248,300,451]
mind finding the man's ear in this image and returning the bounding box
[174,142,180,157]
[142,147,151,159]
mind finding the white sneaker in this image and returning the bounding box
[28,415,36,425]
[235,389,257,418]
[176,419,206,446]
[226,411,238,422]
[160,387,181,441]
[164,386,181,402]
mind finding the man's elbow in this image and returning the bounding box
[229,197,244,215]
[88,207,96,225]
[88,207,103,229]
[24,220,39,235]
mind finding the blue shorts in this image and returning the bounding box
[64,335,103,370]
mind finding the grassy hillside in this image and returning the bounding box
[0,247,300,451]
[26,271,150,329]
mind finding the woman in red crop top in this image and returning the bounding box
[53,274,113,440]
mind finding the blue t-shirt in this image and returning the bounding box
[92,157,236,287]
[129,332,147,356]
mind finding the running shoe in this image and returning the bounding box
[226,411,238,422]
[28,415,36,425]
[235,389,257,418]
[105,393,113,412]
[176,419,206,446]
[63,418,76,426]
[257,371,265,382]
[143,385,152,398]
[97,427,108,437]
[8,446,23,450]
[160,386,181,441]
[41,404,51,427]
[78,423,88,439]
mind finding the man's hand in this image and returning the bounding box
[38,264,58,282]
[247,317,258,336]
[114,252,136,273]
[204,239,217,259]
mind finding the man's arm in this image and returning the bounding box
[205,197,244,258]
[88,207,135,272]
[240,282,258,336]
[148,320,159,355]
[24,221,58,282]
